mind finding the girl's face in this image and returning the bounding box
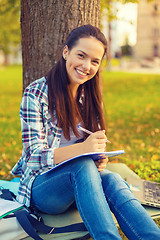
[63,37,105,95]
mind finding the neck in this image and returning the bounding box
[69,84,79,100]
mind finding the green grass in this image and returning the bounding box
[0,66,160,239]
[102,71,160,182]
[0,65,22,178]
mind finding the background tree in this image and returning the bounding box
[101,0,139,70]
[0,0,20,65]
[21,0,101,90]
[121,35,133,56]
[1,0,153,85]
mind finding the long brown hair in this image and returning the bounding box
[46,24,107,140]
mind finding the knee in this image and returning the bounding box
[102,171,136,207]
[102,171,124,187]
[102,171,132,196]
[70,157,101,184]
[71,157,98,175]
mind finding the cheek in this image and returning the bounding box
[66,61,73,75]
[66,59,77,71]
[91,66,99,76]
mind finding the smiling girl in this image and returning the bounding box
[11,25,160,240]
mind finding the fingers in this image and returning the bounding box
[95,162,106,172]
[98,157,109,164]
[93,139,106,151]
[82,130,107,153]
[96,139,106,145]
[93,130,107,141]
[89,131,107,151]
[95,157,109,172]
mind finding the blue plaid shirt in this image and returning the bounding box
[11,77,62,207]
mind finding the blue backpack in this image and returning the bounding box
[0,178,89,240]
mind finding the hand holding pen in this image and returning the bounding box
[78,126,111,143]
[78,126,109,153]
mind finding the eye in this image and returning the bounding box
[78,53,84,58]
[92,60,100,65]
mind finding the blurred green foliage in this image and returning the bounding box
[0,0,21,61]
[102,71,160,182]
[0,65,22,179]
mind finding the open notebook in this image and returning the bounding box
[41,150,125,175]
[0,198,23,219]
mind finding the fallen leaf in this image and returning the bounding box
[151,154,159,161]
[0,170,6,176]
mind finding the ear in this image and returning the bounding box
[63,45,69,60]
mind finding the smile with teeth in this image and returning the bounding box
[76,69,88,76]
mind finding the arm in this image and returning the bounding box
[20,86,56,171]
[54,130,107,164]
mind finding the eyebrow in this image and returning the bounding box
[77,50,101,61]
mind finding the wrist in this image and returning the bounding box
[80,142,85,154]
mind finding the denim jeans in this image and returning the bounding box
[31,157,160,240]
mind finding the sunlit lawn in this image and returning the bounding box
[0,65,160,238]
[0,66,160,181]
[0,65,22,178]
[102,71,160,182]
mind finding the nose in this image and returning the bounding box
[82,59,91,72]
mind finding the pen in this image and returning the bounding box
[78,126,111,143]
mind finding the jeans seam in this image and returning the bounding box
[106,173,143,240]
[112,202,143,240]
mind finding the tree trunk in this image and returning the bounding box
[21,0,100,91]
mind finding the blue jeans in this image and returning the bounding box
[31,157,160,240]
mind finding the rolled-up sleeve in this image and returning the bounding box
[20,89,56,171]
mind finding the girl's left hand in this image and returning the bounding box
[95,157,109,172]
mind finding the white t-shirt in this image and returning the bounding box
[60,126,83,148]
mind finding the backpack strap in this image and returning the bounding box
[1,188,88,240]
[0,188,16,201]
[15,209,87,236]
[14,210,44,240]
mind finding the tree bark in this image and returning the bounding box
[21,0,100,90]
